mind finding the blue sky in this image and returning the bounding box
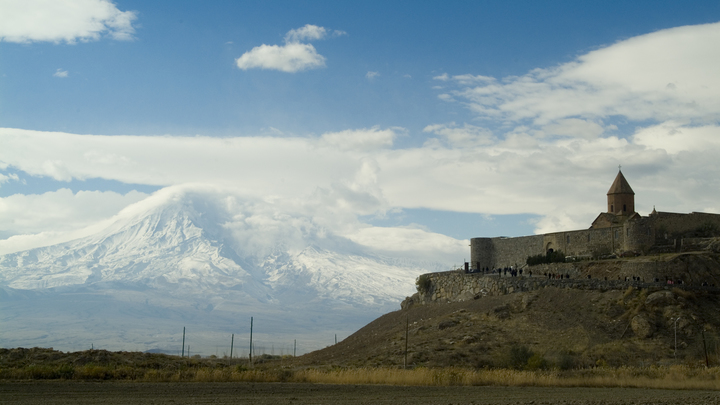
[2,1,720,254]
[4,1,719,138]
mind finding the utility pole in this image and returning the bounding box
[702,328,710,367]
[404,316,409,369]
[230,333,234,359]
[674,317,681,360]
[335,334,337,345]
[249,317,253,366]
[294,339,296,357]
[182,327,186,358]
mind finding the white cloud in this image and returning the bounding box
[449,74,496,86]
[0,127,357,192]
[235,42,325,72]
[433,73,449,81]
[346,226,467,263]
[0,172,18,186]
[632,122,720,155]
[53,69,69,78]
[366,71,379,80]
[423,122,495,147]
[319,127,396,151]
[541,118,606,139]
[0,188,148,244]
[284,24,327,43]
[443,22,720,128]
[236,24,343,73]
[2,119,720,240]
[0,0,137,43]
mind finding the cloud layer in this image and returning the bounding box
[0,0,137,43]
[236,24,342,73]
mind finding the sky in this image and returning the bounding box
[2,0,720,256]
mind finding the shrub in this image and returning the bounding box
[557,353,576,370]
[526,250,566,266]
[495,345,534,370]
[692,223,720,237]
[525,353,548,370]
[416,274,432,293]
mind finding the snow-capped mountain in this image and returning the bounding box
[0,186,456,354]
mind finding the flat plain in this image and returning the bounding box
[1,381,719,405]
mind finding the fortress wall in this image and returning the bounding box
[587,228,615,256]
[406,256,720,307]
[492,235,544,269]
[654,212,720,237]
[625,218,655,252]
[411,271,650,306]
[544,227,620,258]
[469,213,720,272]
[472,228,627,271]
[470,238,495,270]
[565,230,593,256]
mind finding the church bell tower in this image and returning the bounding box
[607,169,635,215]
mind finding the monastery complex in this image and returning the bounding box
[470,171,720,270]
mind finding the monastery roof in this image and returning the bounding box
[607,170,634,195]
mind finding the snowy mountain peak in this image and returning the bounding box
[0,186,446,353]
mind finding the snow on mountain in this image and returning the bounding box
[0,185,460,353]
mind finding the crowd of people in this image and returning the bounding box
[464,264,704,286]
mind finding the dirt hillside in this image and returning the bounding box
[294,254,720,369]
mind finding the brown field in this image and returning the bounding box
[2,381,719,405]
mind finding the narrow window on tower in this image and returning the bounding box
[611,204,614,212]
[623,204,627,212]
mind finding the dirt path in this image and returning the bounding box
[1,381,718,404]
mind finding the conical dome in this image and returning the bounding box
[607,170,635,215]
[607,170,635,195]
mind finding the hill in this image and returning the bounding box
[294,253,720,368]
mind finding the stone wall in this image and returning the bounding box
[626,217,655,252]
[493,235,544,268]
[472,227,621,270]
[654,212,720,238]
[543,228,617,258]
[411,272,638,306]
[403,253,720,308]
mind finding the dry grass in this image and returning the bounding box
[290,366,720,389]
[4,363,720,389]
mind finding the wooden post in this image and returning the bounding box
[249,317,253,365]
[181,327,186,358]
[230,333,234,359]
